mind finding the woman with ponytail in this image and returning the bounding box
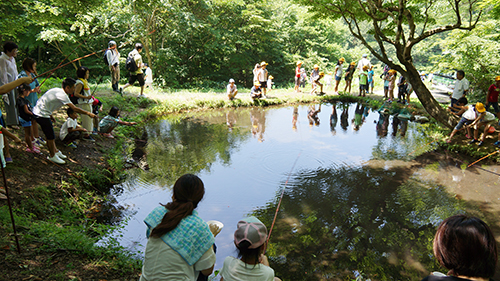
[140,174,217,281]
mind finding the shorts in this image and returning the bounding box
[369,80,374,88]
[63,131,81,143]
[128,73,145,86]
[359,84,368,90]
[295,76,301,86]
[486,102,500,113]
[99,123,117,133]
[18,116,32,127]
[259,81,267,88]
[335,75,342,81]
[454,117,473,131]
[34,116,55,140]
[384,86,389,91]
[345,76,352,82]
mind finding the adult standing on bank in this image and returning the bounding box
[258,62,269,98]
[33,78,96,164]
[121,43,145,98]
[74,66,95,141]
[106,41,121,93]
[357,54,372,73]
[0,42,20,129]
[451,70,469,108]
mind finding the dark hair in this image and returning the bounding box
[62,77,76,89]
[76,66,89,79]
[433,214,497,278]
[17,84,31,95]
[457,97,468,105]
[66,107,75,116]
[135,43,143,50]
[457,70,465,77]
[150,174,205,237]
[108,106,120,118]
[22,58,37,73]
[3,41,18,53]
[236,241,262,268]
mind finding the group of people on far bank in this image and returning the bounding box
[227,61,275,101]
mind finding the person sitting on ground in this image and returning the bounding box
[250,82,263,100]
[140,174,218,281]
[310,71,325,95]
[420,214,497,281]
[16,83,39,154]
[227,78,238,100]
[98,106,137,138]
[486,76,500,118]
[60,108,87,148]
[446,97,474,143]
[219,216,281,281]
[32,77,96,164]
[468,102,496,146]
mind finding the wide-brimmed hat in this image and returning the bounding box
[261,61,268,66]
[234,217,268,249]
[269,75,274,79]
[296,61,302,66]
[476,102,486,113]
[319,72,325,76]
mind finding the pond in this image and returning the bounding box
[108,102,500,280]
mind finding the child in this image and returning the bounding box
[344,62,356,94]
[334,58,345,94]
[358,65,368,97]
[16,84,39,153]
[0,125,22,168]
[91,97,103,134]
[307,104,321,126]
[219,216,281,281]
[367,66,374,94]
[267,75,274,93]
[143,63,153,89]
[387,70,397,101]
[446,98,475,143]
[324,72,333,90]
[468,102,496,146]
[227,78,238,100]
[250,82,263,100]
[397,75,408,103]
[310,72,325,95]
[60,108,87,148]
[99,106,137,138]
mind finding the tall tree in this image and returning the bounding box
[294,0,484,128]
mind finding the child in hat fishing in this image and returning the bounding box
[310,70,325,96]
[219,216,281,281]
[468,102,496,146]
[445,98,475,143]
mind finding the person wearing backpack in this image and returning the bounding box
[121,43,145,97]
[105,41,121,93]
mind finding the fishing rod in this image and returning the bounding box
[35,48,107,80]
[264,151,302,251]
[1,161,21,254]
[39,42,84,87]
[468,150,500,168]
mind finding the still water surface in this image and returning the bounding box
[108,102,499,280]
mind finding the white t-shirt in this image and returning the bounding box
[462,104,476,120]
[452,78,470,100]
[139,237,215,281]
[357,58,372,72]
[220,256,275,281]
[106,49,120,66]
[227,84,237,95]
[60,117,78,140]
[145,67,153,84]
[258,68,268,82]
[33,88,72,118]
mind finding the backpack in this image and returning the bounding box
[103,49,109,66]
[125,54,138,72]
[69,93,79,104]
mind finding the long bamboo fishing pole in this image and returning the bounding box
[1,162,21,254]
[35,48,107,80]
[39,42,84,87]
[467,150,500,168]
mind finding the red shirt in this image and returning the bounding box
[488,84,500,103]
[296,67,301,77]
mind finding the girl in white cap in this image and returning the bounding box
[220,216,281,281]
[227,79,238,100]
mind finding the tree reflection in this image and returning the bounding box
[253,164,468,280]
[142,117,249,186]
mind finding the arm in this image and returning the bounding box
[22,104,33,116]
[73,83,91,99]
[117,120,137,126]
[68,125,86,133]
[67,103,96,118]
[0,77,33,94]
[1,127,21,143]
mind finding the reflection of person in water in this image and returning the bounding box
[352,103,365,131]
[307,104,321,126]
[292,106,298,131]
[392,114,409,137]
[251,108,266,142]
[376,110,390,137]
[340,103,349,131]
[226,109,237,132]
[330,103,338,135]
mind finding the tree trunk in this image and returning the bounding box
[404,64,457,129]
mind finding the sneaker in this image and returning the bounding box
[47,155,65,164]
[103,133,114,139]
[56,151,67,159]
[34,139,43,147]
[494,141,500,146]
[465,134,472,139]
[5,157,12,163]
[66,142,77,148]
[92,130,98,135]
[83,135,96,142]
[37,137,47,145]
[26,147,40,153]
[478,141,484,146]
[469,139,477,144]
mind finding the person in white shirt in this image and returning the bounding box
[144,63,153,89]
[258,62,269,97]
[33,78,96,164]
[356,54,372,72]
[0,41,20,128]
[227,78,238,100]
[451,70,469,107]
[59,107,86,148]
[106,41,121,93]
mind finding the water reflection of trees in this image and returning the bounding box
[143,117,249,186]
[253,164,467,280]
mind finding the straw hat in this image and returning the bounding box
[319,72,324,76]
[296,61,302,66]
[260,61,268,66]
[269,75,274,79]
[254,82,261,86]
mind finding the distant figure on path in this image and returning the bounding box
[106,40,121,93]
[121,43,145,98]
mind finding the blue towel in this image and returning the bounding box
[144,206,214,266]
